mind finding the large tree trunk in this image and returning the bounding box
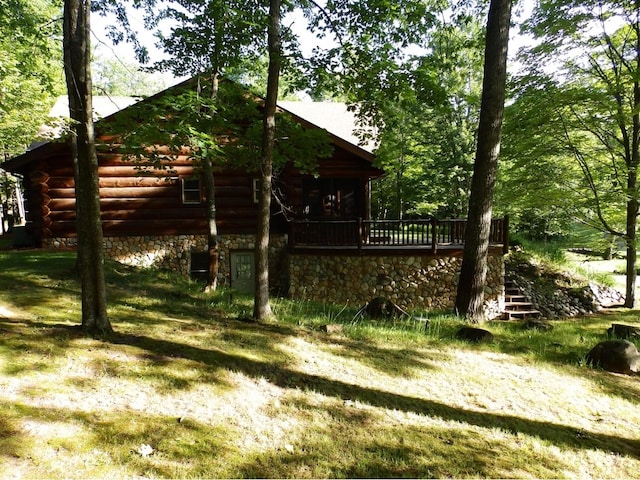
[203,73,220,293]
[624,25,640,308]
[455,0,512,322]
[253,0,281,320]
[63,0,112,335]
[203,155,219,292]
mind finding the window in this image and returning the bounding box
[181,177,202,204]
[302,178,358,219]
[190,251,209,280]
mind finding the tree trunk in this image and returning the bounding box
[203,155,219,292]
[626,230,637,307]
[624,20,640,308]
[455,0,512,322]
[63,0,112,335]
[253,0,281,320]
[203,73,220,293]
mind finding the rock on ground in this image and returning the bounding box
[586,340,640,375]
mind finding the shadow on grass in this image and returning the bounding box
[236,416,572,478]
[0,400,234,479]
[319,336,445,377]
[0,396,574,479]
[1,314,639,477]
[2,308,639,465]
[110,331,640,461]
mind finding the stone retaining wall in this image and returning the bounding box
[43,235,505,316]
[43,234,288,290]
[289,252,505,317]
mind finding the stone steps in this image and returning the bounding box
[503,281,541,320]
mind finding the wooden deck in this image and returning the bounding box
[288,217,509,255]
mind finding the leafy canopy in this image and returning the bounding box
[0,0,64,157]
[501,0,640,240]
[105,78,333,176]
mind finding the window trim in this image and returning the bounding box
[252,178,260,204]
[181,177,203,205]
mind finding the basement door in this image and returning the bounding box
[230,251,255,295]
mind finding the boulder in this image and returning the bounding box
[586,340,640,374]
[320,324,343,334]
[607,323,640,339]
[455,326,494,343]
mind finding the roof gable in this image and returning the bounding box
[2,76,376,173]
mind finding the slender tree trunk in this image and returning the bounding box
[203,72,220,293]
[203,154,219,292]
[624,16,640,308]
[626,223,637,307]
[63,0,112,335]
[253,0,281,320]
[455,0,512,322]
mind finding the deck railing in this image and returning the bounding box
[289,216,509,253]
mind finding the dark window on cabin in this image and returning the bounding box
[190,251,209,280]
[302,178,358,219]
[181,178,202,204]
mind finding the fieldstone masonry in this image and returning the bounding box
[43,234,289,290]
[289,253,505,318]
[44,235,505,316]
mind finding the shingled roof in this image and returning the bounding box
[278,101,377,155]
[3,78,376,173]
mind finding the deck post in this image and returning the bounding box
[287,221,294,251]
[431,217,438,254]
[357,217,363,251]
[502,214,509,254]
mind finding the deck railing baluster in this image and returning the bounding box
[289,217,507,251]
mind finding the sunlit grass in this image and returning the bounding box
[1,248,640,478]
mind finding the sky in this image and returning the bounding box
[90,8,319,77]
[90,1,537,93]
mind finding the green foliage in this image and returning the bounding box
[302,0,437,102]
[502,0,640,246]
[148,0,270,76]
[0,0,64,156]
[363,5,486,219]
[106,78,333,175]
[94,0,274,79]
[512,207,570,242]
[92,54,169,97]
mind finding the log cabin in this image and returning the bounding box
[1,77,383,293]
[2,76,509,316]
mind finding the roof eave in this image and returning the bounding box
[275,103,376,164]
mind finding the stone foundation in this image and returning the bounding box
[43,234,288,290]
[43,235,505,316]
[289,252,505,318]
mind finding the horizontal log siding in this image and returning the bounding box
[27,141,378,241]
[34,147,264,238]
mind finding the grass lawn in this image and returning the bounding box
[1,249,640,478]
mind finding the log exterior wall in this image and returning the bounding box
[18,142,377,244]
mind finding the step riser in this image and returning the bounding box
[502,281,541,320]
